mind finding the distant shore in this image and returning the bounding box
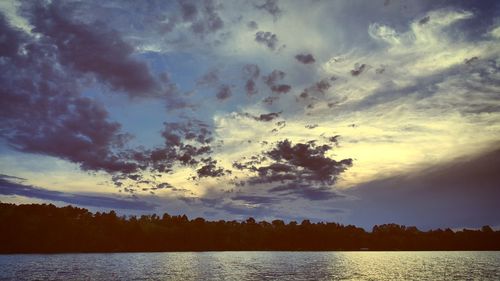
[1,203,499,253]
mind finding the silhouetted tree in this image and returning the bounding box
[0,202,499,253]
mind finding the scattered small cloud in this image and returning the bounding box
[295,53,316,64]
[255,31,280,50]
[0,175,156,210]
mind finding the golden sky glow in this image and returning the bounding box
[1,0,499,229]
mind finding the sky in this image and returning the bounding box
[1,0,499,230]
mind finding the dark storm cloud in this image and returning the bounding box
[269,183,344,201]
[253,0,282,20]
[24,1,160,98]
[344,146,500,229]
[0,175,156,210]
[295,53,316,64]
[263,140,352,184]
[12,97,137,174]
[0,14,225,194]
[0,12,140,175]
[255,31,279,50]
[235,140,353,196]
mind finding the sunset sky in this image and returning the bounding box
[1,0,499,230]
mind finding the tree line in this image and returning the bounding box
[0,203,498,253]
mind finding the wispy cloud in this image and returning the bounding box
[0,175,156,211]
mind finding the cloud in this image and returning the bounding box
[350,63,367,76]
[0,13,25,58]
[179,0,198,22]
[256,112,281,121]
[269,183,344,201]
[263,69,285,86]
[216,201,271,216]
[242,64,261,80]
[232,194,280,204]
[197,68,219,86]
[178,0,224,36]
[0,3,224,189]
[245,79,258,96]
[255,31,280,50]
[418,15,431,25]
[0,11,138,175]
[25,1,160,98]
[240,111,282,122]
[216,85,232,100]
[242,64,261,96]
[196,157,227,178]
[263,139,352,184]
[0,175,156,210]
[295,53,316,64]
[1,0,499,224]
[106,119,227,189]
[261,69,291,94]
[247,20,258,30]
[253,0,282,21]
[343,146,500,229]
[270,84,291,94]
[234,139,353,196]
[298,78,333,101]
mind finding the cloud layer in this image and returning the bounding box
[0,175,156,210]
[0,0,499,228]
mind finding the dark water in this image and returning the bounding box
[1,251,499,280]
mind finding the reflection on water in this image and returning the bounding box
[1,251,499,280]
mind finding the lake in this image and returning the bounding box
[1,251,499,280]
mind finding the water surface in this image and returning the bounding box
[1,251,499,280]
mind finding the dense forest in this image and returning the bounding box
[0,203,499,253]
